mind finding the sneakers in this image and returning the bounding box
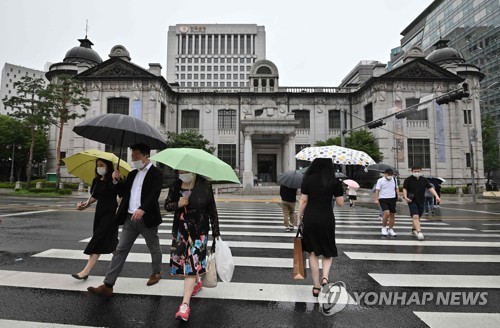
[411,229,425,240]
[147,272,162,286]
[381,227,388,236]
[192,280,202,296]
[87,284,113,297]
[175,303,190,321]
[289,225,295,232]
[387,229,397,237]
[285,227,290,232]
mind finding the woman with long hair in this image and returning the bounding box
[72,158,119,280]
[296,158,344,296]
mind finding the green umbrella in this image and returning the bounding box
[150,148,240,184]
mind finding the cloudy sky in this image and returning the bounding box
[0,0,433,86]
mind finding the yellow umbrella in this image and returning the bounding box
[62,149,132,184]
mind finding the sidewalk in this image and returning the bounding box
[1,186,499,205]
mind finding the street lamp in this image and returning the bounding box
[6,142,21,184]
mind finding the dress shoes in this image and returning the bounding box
[87,284,113,297]
[147,272,162,286]
[71,274,89,280]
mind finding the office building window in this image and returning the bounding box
[181,110,199,129]
[328,110,341,129]
[218,109,236,130]
[107,97,129,115]
[407,139,431,168]
[294,110,310,129]
[218,144,236,168]
[406,98,428,120]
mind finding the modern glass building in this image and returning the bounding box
[391,0,499,138]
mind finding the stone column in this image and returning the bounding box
[242,132,254,188]
[288,134,296,171]
[283,137,289,172]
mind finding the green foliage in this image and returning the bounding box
[2,76,51,188]
[315,130,383,163]
[41,75,91,189]
[481,114,500,179]
[165,130,216,153]
[440,186,467,194]
[14,188,72,197]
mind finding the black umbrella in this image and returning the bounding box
[367,163,399,175]
[73,113,167,150]
[277,170,303,189]
[425,176,446,185]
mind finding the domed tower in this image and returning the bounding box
[249,60,279,92]
[426,39,466,66]
[46,37,102,81]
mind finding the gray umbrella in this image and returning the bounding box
[367,163,399,175]
[73,113,167,150]
[277,170,303,189]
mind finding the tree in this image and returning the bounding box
[2,76,51,188]
[481,114,500,187]
[165,130,216,153]
[315,129,383,163]
[43,75,90,189]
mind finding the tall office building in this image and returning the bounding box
[0,63,47,113]
[390,0,499,137]
[166,24,266,88]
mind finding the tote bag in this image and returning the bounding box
[293,227,306,279]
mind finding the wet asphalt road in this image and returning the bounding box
[0,193,499,328]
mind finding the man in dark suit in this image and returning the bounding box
[88,143,163,296]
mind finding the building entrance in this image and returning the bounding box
[257,154,277,183]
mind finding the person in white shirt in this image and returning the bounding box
[374,168,400,237]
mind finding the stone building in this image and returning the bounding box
[45,38,484,189]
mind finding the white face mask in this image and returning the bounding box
[412,172,422,178]
[179,173,194,183]
[96,167,107,176]
[132,160,144,170]
[385,176,393,180]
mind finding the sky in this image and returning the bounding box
[0,0,434,86]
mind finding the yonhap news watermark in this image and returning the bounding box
[319,281,488,316]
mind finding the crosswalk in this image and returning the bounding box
[1,202,500,327]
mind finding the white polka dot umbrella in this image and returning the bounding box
[295,145,376,166]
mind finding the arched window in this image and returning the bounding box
[261,79,267,87]
[269,79,275,87]
[181,110,199,129]
[256,66,272,74]
[293,110,310,129]
[253,79,259,87]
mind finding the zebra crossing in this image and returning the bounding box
[1,201,500,327]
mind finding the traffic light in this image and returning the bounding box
[395,108,418,119]
[367,120,385,129]
[435,83,470,105]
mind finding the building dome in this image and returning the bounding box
[426,39,465,66]
[63,38,102,65]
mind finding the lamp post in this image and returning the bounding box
[7,142,20,184]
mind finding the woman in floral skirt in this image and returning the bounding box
[164,170,220,322]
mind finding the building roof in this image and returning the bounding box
[63,38,102,65]
[425,40,465,66]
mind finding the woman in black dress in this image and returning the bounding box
[296,158,344,296]
[165,171,220,321]
[72,158,119,280]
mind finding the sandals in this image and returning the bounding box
[321,277,329,286]
[312,287,321,297]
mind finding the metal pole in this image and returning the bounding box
[466,123,477,204]
[340,109,346,174]
[9,142,15,184]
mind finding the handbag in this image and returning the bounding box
[293,225,306,280]
[204,253,218,288]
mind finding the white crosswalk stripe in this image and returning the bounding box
[2,202,499,326]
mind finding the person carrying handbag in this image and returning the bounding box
[164,170,220,322]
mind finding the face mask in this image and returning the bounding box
[385,176,393,180]
[179,173,194,183]
[413,172,422,178]
[132,160,144,170]
[96,167,107,176]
